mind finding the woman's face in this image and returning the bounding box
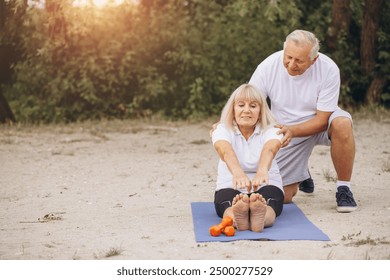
[234,98,260,128]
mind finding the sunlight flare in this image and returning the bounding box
[92,0,108,8]
[73,0,127,8]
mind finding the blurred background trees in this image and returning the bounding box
[0,0,389,123]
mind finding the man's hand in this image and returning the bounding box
[275,124,293,148]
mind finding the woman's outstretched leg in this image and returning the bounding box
[230,194,250,231]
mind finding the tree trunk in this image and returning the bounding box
[326,0,351,51]
[0,0,16,123]
[46,0,68,69]
[0,88,15,124]
[366,76,386,105]
[0,0,5,30]
[0,44,15,123]
[360,0,384,104]
[361,0,383,74]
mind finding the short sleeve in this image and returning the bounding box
[248,64,269,99]
[249,51,283,100]
[316,55,340,112]
[262,127,283,144]
[212,124,232,145]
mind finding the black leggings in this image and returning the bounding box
[214,185,284,218]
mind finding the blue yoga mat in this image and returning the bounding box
[191,202,330,242]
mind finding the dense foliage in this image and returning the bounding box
[1,0,389,122]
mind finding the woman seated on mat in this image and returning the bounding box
[212,84,284,232]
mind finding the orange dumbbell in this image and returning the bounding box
[209,216,235,237]
[222,225,235,236]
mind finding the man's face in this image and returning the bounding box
[283,40,317,76]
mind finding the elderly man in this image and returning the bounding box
[249,29,357,212]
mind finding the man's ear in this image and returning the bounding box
[311,55,319,65]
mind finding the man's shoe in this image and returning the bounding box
[336,186,357,213]
[299,177,315,193]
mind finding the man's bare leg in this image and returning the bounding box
[329,117,355,182]
[329,117,357,212]
[283,183,299,203]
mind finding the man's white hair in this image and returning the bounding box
[284,30,320,60]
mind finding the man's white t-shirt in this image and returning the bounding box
[212,124,283,193]
[249,50,340,126]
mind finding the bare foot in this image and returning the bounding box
[249,193,267,232]
[232,194,250,231]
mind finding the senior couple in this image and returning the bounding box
[211,29,357,232]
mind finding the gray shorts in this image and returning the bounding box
[276,109,353,186]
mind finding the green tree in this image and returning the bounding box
[0,0,23,123]
[2,0,389,123]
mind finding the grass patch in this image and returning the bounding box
[322,168,337,182]
[190,139,209,145]
[342,232,390,247]
[93,246,124,259]
[104,247,123,258]
[345,237,390,247]
[352,105,390,122]
[381,158,390,173]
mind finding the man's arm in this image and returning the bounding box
[277,110,331,146]
[289,110,331,137]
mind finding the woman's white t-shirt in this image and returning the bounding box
[212,124,283,193]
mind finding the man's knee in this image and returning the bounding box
[329,117,354,140]
[332,116,352,128]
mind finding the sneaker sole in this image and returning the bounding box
[300,191,314,196]
[337,206,357,213]
[299,189,314,194]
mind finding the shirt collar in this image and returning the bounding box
[233,124,261,136]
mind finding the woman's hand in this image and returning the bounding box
[233,171,252,193]
[251,169,268,192]
[275,124,292,147]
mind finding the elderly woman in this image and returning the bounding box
[212,84,284,232]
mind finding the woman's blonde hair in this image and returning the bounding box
[220,84,277,131]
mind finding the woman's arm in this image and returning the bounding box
[252,139,281,191]
[214,140,252,192]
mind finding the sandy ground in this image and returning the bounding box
[0,115,389,260]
